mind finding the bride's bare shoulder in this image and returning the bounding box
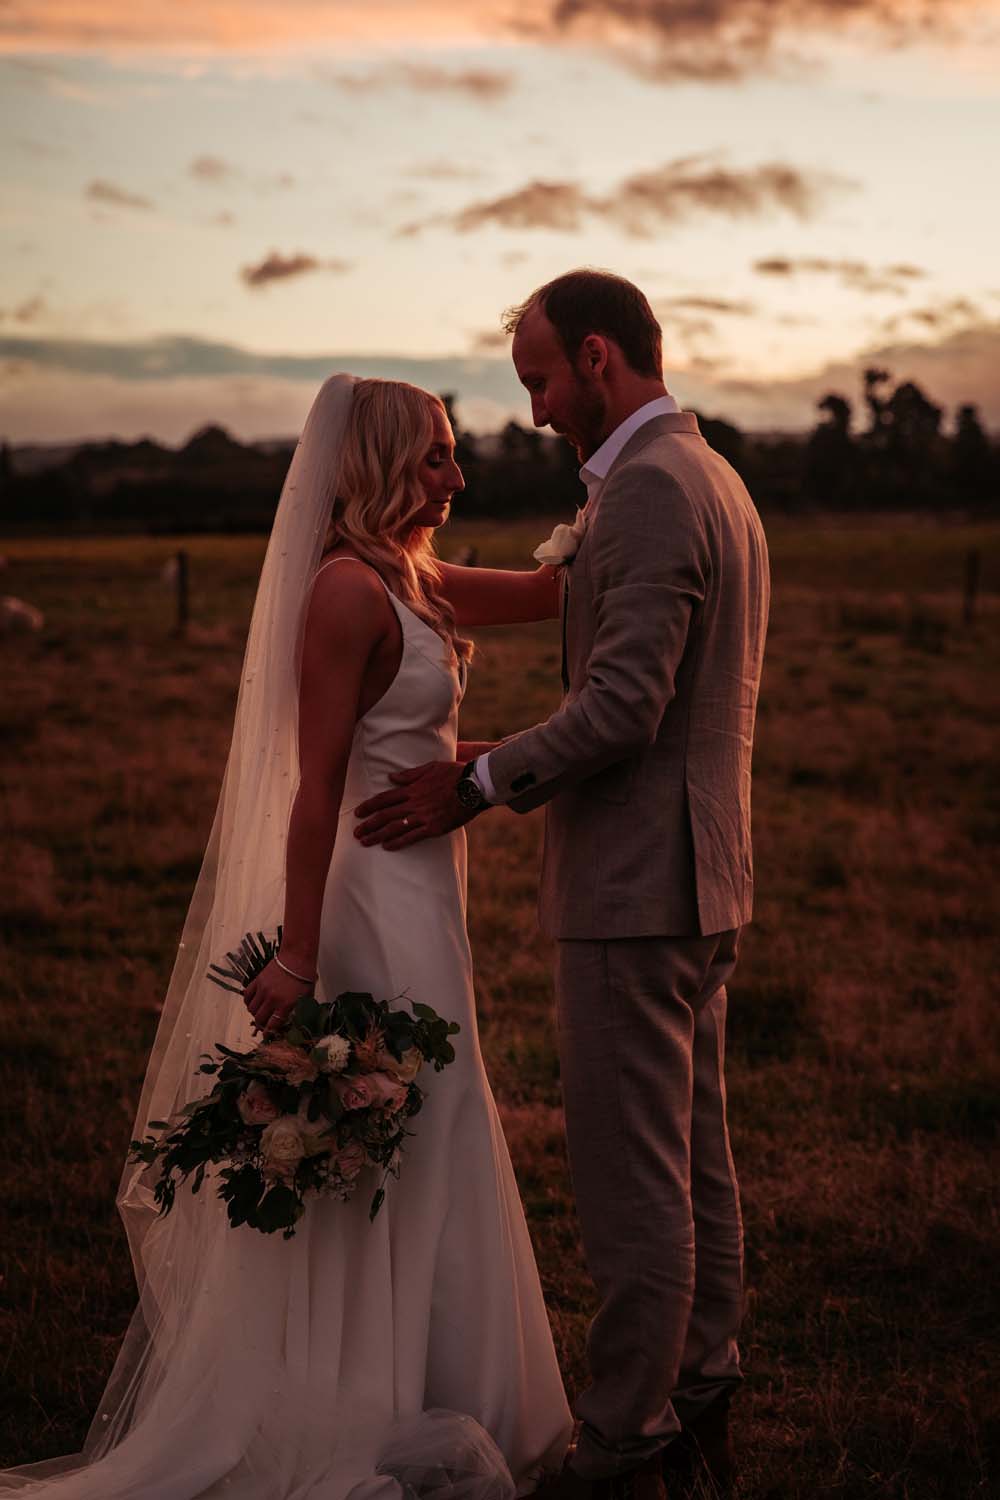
[305,553,392,640]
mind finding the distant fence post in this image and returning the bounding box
[175,548,189,637]
[963,547,980,627]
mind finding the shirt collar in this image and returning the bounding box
[579,393,681,496]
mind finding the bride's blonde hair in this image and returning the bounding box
[322,378,472,663]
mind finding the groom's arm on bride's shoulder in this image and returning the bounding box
[436,559,560,626]
[485,462,709,811]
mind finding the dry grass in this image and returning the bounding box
[1,518,998,1497]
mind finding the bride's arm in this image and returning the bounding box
[436,559,560,627]
[244,568,388,1036]
[457,739,499,761]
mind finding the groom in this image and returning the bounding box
[355,269,770,1500]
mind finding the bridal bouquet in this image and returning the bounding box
[128,930,460,1238]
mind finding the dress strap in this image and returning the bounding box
[313,554,391,596]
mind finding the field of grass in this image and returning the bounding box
[1,517,998,1497]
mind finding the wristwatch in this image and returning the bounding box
[455,760,488,813]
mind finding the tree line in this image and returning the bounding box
[1,369,996,534]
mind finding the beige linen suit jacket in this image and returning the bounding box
[487,412,770,940]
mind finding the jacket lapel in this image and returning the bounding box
[560,412,701,692]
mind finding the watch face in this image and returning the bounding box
[457,774,484,810]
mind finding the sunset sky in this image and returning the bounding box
[3,0,999,443]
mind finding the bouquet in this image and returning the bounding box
[128,930,460,1238]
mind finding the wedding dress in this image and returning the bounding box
[0,379,572,1499]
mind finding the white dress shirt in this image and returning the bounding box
[472,392,680,804]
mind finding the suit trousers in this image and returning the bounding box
[554,930,744,1479]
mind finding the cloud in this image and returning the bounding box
[407,160,486,182]
[659,295,755,315]
[711,320,1000,429]
[0,296,48,326]
[404,156,855,237]
[470,329,511,352]
[190,153,237,181]
[444,180,589,234]
[4,55,106,102]
[85,178,154,211]
[0,334,530,442]
[3,321,1000,443]
[535,0,1000,83]
[240,253,353,289]
[330,61,514,100]
[3,0,995,76]
[754,256,928,294]
[0,2,480,54]
[877,296,981,334]
[189,157,295,194]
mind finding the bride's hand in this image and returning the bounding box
[243,958,316,1039]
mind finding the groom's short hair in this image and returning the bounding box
[503,269,663,379]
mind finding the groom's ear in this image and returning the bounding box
[579,333,609,377]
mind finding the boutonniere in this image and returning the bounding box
[533,506,589,567]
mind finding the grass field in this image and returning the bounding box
[1,517,998,1497]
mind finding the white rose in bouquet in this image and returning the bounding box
[313,1034,351,1074]
[260,1116,306,1181]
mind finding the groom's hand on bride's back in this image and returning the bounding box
[354,761,480,849]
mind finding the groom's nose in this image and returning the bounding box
[530,394,549,427]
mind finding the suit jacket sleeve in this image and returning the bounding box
[487,460,709,810]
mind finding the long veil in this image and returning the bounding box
[1,369,552,1500]
[0,372,359,1491]
[114,371,357,1287]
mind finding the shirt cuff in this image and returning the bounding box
[471,753,499,805]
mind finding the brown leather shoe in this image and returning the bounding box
[660,1393,734,1499]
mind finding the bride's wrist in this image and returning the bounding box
[275,947,318,983]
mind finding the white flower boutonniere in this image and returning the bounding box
[533,507,589,567]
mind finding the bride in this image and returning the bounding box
[1,374,572,1498]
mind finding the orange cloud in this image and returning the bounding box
[85,178,153,210]
[0,1,505,53]
[3,0,996,68]
[240,251,353,287]
[537,0,1000,81]
[329,62,514,99]
[754,257,928,295]
[403,157,855,237]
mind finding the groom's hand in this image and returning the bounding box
[353,761,479,849]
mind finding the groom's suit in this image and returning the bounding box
[485,408,770,1479]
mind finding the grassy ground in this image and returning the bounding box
[1,517,998,1497]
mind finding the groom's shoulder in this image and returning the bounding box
[610,423,748,516]
[597,442,703,531]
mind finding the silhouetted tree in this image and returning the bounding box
[806,394,855,508]
[951,404,994,510]
[0,440,13,498]
[696,415,746,473]
[499,420,542,461]
[439,393,478,468]
[862,367,893,450]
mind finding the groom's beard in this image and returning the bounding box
[567,376,609,462]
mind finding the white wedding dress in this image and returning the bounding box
[0,557,572,1499]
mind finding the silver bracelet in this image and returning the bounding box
[275,953,317,985]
